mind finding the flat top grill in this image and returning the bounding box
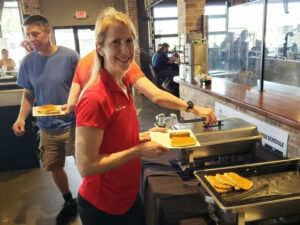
[194,158,300,209]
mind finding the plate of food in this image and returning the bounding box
[32,104,66,117]
[149,129,200,149]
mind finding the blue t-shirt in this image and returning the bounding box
[17,46,80,131]
[152,50,169,72]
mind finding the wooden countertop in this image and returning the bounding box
[175,77,300,130]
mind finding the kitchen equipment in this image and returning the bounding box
[155,113,166,127]
[179,43,208,84]
[173,118,264,170]
[165,117,171,128]
[170,113,178,127]
[194,158,300,225]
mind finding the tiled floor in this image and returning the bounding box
[0,92,178,225]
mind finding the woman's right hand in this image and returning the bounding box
[136,141,169,158]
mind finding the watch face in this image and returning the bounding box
[186,101,194,112]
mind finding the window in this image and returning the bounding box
[53,26,95,58]
[151,5,178,52]
[263,0,300,95]
[205,4,228,71]
[0,1,26,68]
[54,29,76,51]
[213,0,300,97]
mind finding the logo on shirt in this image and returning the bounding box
[115,105,127,111]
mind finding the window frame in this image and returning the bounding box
[149,4,178,52]
[53,25,94,56]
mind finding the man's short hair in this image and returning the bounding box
[161,43,169,48]
[23,15,50,30]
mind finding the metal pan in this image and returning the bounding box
[194,158,300,210]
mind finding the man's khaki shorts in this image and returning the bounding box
[39,126,75,171]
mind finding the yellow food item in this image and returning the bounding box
[205,175,232,191]
[38,104,61,114]
[214,186,231,193]
[215,174,236,187]
[224,172,253,190]
[171,137,196,147]
[169,131,190,138]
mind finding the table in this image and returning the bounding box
[141,146,282,225]
[142,151,212,225]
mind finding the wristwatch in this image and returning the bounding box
[185,101,194,112]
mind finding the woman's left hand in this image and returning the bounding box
[193,106,217,125]
[139,127,168,143]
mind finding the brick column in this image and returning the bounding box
[178,0,206,36]
[125,0,141,65]
[20,0,41,16]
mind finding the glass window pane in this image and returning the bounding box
[154,20,178,35]
[212,0,264,87]
[263,0,300,95]
[4,1,18,7]
[78,28,95,58]
[208,34,226,71]
[54,29,76,52]
[208,18,226,32]
[155,37,179,52]
[1,1,25,69]
[205,5,227,15]
[153,7,178,18]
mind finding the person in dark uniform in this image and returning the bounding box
[151,43,179,94]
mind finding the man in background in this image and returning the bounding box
[152,43,179,94]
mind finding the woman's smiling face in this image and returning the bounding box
[97,22,135,77]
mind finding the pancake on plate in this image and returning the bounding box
[38,104,61,114]
[171,137,196,147]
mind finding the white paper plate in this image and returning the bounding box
[32,105,66,117]
[149,129,200,149]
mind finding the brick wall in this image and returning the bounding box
[180,85,300,158]
[178,0,206,35]
[21,0,41,16]
[125,0,141,66]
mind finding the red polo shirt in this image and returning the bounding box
[73,51,145,88]
[76,68,140,215]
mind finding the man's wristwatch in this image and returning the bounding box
[185,101,194,112]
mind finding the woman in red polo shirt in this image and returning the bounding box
[75,7,168,225]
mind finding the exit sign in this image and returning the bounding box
[75,11,87,19]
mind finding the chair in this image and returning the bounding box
[149,65,158,85]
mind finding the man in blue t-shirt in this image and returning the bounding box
[152,43,179,94]
[12,15,79,225]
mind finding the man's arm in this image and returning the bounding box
[67,82,81,113]
[133,77,217,124]
[12,89,35,136]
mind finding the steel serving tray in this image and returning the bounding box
[174,118,264,169]
[193,159,300,225]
